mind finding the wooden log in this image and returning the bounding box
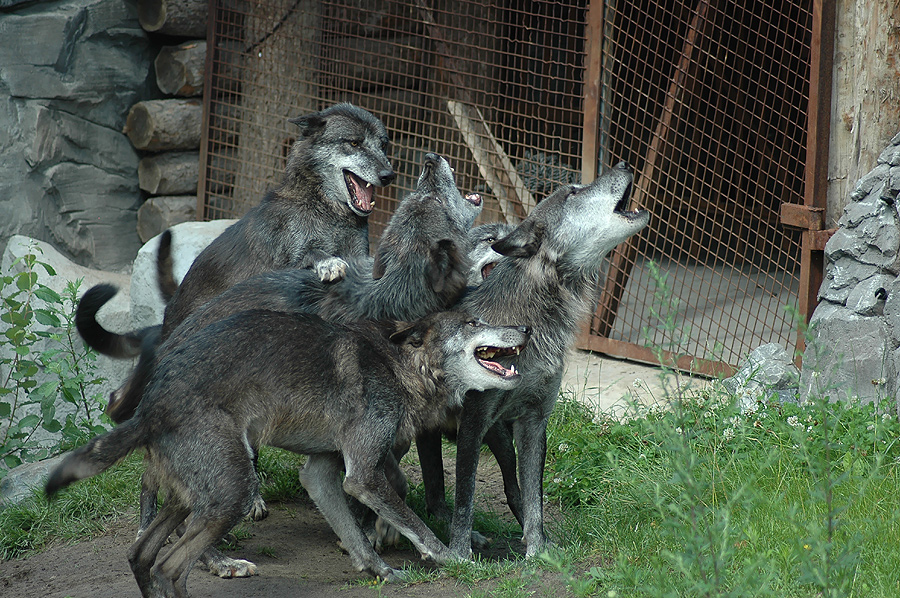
[137,195,197,243]
[124,99,202,151]
[155,41,206,97]
[138,151,199,195]
[138,0,206,37]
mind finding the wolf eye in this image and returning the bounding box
[346,139,360,147]
[483,237,496,244]
[467,320,481,328]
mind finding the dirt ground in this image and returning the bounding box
[0,457,570,598]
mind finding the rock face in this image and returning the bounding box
[0,0,156,270]
[801,131,900,404]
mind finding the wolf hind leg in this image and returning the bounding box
[300,453,403,581]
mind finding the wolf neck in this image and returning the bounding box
[393,346,450,442]
[467,253,595,370]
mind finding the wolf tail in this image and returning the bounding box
[156,229,178,302]
[105,330,160,424]
[76,284,148,359]
[45,417,147,497]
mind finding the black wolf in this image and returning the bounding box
[47,310,528,597]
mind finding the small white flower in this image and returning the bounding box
[675,426,683,435]
[633,378,644,388]
[867,423,876,432]
[883,413,893,422]
[788,415,801,428]
[723,427,735,441]
[558,443,569,453]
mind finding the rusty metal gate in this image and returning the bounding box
[199,0,832,375]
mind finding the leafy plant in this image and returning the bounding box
[0,247,108,476]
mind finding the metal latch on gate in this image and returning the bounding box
[780,203,836,250]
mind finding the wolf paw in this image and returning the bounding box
[205,556,259,578]
[471,530,492,550]
[373,517,402,552]
[315,257,348,282]
[248,495,269,521]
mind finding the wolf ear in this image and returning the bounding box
[492,219,545,258]
[427,239,465,295]
[389,321,425,347]
[288,114,326,137]
[372,247,388,280]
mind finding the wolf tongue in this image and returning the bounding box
[351,176,374,212]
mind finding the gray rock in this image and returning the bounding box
[0,454,65,509]
[801,302,896,404]
[137,196,197,244]
[845,273,893,316]
[723,343,799,412]
[130,220,236,330]
[0,0,156,270]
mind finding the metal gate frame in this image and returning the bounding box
[575,0,834,376]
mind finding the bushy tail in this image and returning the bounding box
[45,417,146,497]
[76,284,147,359]
[105,329,160,424]
[156,229,178,302]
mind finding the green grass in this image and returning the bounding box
[544,384,900,597]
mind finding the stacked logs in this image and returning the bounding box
[125,0,207,242]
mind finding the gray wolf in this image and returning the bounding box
[76,101,394,380]
[46,309,529,597]
[421,162,650,559]
[87,153,478,425]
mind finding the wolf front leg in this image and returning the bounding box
[447,397,497,560]
[514,404,555,558]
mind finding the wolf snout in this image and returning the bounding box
[615,161,632,173]
[379,169,396,187]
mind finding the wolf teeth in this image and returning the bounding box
[366,182,372,188]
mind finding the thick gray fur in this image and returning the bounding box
[46,310,527,597]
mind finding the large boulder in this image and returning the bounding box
[0,0,156,270]
[130,219,237,330]
[802,130,900,405]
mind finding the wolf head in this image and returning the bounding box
[466,222,517,285]
[492,161,649,270]
[391,311,528,402]
[286,103,395,217]
[372,154,477,292]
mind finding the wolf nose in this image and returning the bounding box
[615,161,632,172]
[517,325,532,336]
[379,169,396,186]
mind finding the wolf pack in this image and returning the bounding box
[44,103,650,597]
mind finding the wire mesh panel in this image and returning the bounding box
[581,0,811,372]
[201,0,815,373]
[202,0,587,240]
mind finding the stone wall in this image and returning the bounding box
[802,131,900,404]
[0,0,157,271]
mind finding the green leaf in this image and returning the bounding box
[14,345,30,356]
[0,402,11,417]
[33,286,62,304]
[38,262,57,277]
[33,309,61,327]
[15,272,38,291]
[18,414,39,429]
[43,419,62,433]
[3,454,22,469]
